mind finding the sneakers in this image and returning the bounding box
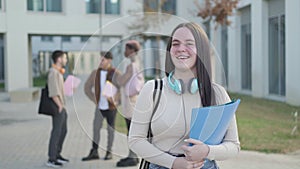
[104,151,112,160]
[82,149,99,161]
[57,155,69,164]
[46,160,63,168]
[116,157,139,167]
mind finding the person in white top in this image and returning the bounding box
[82,51,120,161]
[128,22,240,169]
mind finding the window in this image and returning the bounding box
[241,24,252,90]
[269,15,285,96]
[62,36,71,42]
[90,54,95,70]
[86,0,101,14]
[80,55,85,69]
[203,21,210,40]
[221,25,228,86]
[27,0,44,11]
[240,6,251,91]
[46,0,62,12]
[81,36,90,42]
[105,0,120,14]
[0,34,4,83]
[86,0,120,15]
[41,36,53,42]
[144,0,176,14]
[27,0,62,12]
[268,0,285,96]
[161,0,176,14]
[144,0,158,12]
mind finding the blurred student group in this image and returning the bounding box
[1,0,300,169]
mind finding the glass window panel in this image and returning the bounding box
[162,0,176,14]
[81,36,89,42]
[0,35,4,82]
[269,15,285,96]
[80,55,85,69]
[221,25,228,86]
[62,36,71,42]
[269,17,279,95]
[203,21,210,40]
[241,24,252,90]
[280,15,285,95]
[90,54,95,70]
[66,54,74,75]
[144,0,158,12]
[27,0,44,11]
[105,0,120,15]
[46,0,62,12]
[41,36,53,42]
[86,0,101,13]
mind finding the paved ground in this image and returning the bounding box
[0,78,299,169]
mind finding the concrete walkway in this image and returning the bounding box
[0,81,299,169]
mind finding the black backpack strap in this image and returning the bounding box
[140,79,163,169]
[152,79,163,119]
[148,79,163,141]
[152,79,158,103]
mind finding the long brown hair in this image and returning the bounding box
[165,22,215,107]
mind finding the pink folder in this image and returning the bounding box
[64,75,81,96]
[102,81,117,98]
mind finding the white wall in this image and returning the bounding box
[251,0,269,98]
[5,0,31,90]
[286,0,300,106]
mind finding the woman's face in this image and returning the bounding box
[170,27,197,72]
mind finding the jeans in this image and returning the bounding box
[92,109,116,152]
[149,159,219,169]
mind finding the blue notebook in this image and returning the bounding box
[190,99,240,145]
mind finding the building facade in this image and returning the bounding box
[220,0,300,106]
[1,0,299,106]
[0,0,199,91]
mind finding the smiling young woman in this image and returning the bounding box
[128,22,240,169]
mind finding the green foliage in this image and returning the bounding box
[230,93,300,153]
[115,111,127,134]
[0,82,4,89]
[33,75,47,87]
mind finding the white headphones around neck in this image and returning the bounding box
[167,71,199,95]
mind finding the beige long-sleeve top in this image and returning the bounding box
[128,78,240,168]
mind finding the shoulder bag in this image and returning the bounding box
[38,84,59,116]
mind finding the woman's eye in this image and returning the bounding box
[172,43,179,46]
[186,43,195,46]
